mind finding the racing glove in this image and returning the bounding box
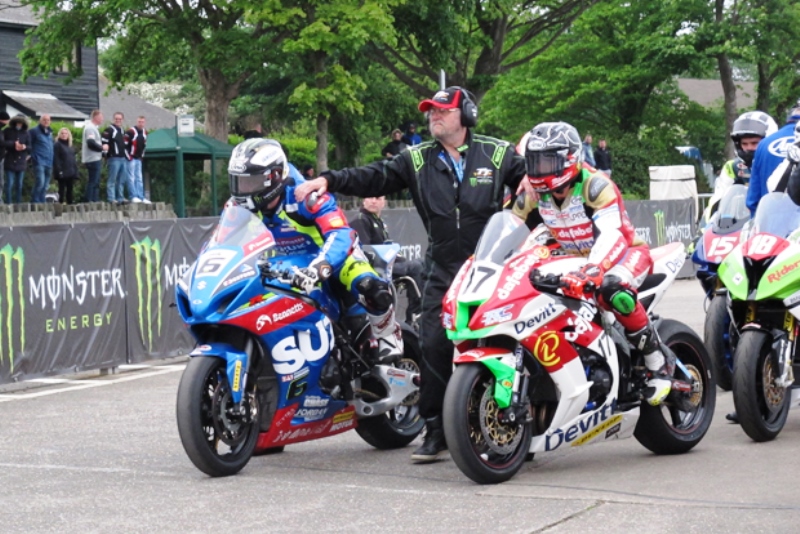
[561,264,604,299]
[292,258,332,294]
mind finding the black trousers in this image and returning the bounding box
[418,262,456,419]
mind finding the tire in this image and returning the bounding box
[704,295,734,391]
[443,364,532,484]
[176,356,260,477]
[732,330,791,442]
[635,319,715,454]
[356,328,425,449]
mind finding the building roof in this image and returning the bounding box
[0,0,37,26]
[3,90,87,120]
[99,77,177,130]
[677,78,756,109]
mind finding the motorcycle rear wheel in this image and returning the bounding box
[176,356,260,477]
[732,330,791,442]
[704,295,734,391]
[635,319,715,454]
[356,328,425,448]
[443,364,531,484]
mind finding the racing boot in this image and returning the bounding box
[367,306,403,364]
[627,324,673,406]
[411,416,447,463]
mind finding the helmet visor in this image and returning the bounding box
[526,150,567,178]
[228,167,283,196]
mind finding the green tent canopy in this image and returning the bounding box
[144,128,233,217]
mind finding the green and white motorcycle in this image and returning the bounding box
[718,192,800,441]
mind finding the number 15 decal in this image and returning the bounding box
[707,235,737,258]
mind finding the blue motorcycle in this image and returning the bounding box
[175,205,423,477]
[692,184,750,391]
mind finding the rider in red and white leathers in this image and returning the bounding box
[514,122,672,406]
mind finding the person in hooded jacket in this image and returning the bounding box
[53,128,79,205]
[3,115,30,204]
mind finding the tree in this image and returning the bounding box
[20,0,279,141]
[368,0,592,101]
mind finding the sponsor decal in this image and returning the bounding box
[232,360,242,392]
[197,281,207,290]
[330,410,356,432]
[666,256,685,274]
[195,249,236,278]
[442,312,454,330]
[131,237,191,351]
[295,407,327,421]
[245,234,276,254]
[768,135,793,158]
[607,240,626,264]
[256,314,272,330]
[571,414,623,447]
[0,244,24,371]
[514,303,557,334]
[768,259,800,283]
[564,304,596,342]
[481,305,514,326]
[605,422,622,439]
[545,402,617,450]
[532,246,550,259]
[272,318,334,375]
[533,331,561,367]
[280,366,309,383]
[469,168,494,186]
[654,210,666,247]
[498,253,540,300]
[222,265,256,287]
[303,395,329,408]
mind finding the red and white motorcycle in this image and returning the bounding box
[441,211,715,484]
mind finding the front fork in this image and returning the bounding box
[490,344,531,425]
[745,303,796,389]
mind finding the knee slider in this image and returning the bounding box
[599,275,638,316]
[355,275,393,312]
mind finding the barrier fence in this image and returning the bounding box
[0,198,694,384]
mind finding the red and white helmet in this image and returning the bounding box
[524,122,583,194]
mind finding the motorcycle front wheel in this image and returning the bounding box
[176,356,260,477]
[635,319,715,454]
[443,363,531,485]
[732,330,791,442]
[704,295,734,391]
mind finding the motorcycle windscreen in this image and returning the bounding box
[473,211,530,265]
[751,193,800,239]
[209,205,276,253]
[712,184,749,232]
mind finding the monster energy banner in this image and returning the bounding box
[0,223,127,383]
[125,218,217,363]
[0,219,216,384]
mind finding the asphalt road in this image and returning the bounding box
[1,279,799,533]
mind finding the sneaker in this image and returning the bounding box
[132,197,142,203]
[411,417,447,463]
[725,412,739,424]
[143,198,152,204]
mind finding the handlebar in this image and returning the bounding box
[529,268,597,296]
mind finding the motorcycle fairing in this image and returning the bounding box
[453,348,517,408]
[255,405,358,449]
[189,342,250,405]
[638,242,685,312]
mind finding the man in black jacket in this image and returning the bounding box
[296,86,526,463]
[0,111,9,203]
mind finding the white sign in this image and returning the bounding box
[177,115,195,137]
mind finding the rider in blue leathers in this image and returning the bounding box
[227,138,403,362]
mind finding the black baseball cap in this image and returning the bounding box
[0,111,9,121]
[418,87,463,112]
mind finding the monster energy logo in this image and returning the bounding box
[131,237,162,351]
[0,244,25,371]
[654,210,666,247]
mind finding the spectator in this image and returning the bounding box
[3,115,30,204]
[101,111,130,205]
[126,115,148,203]
[349,196,424,325]
[381,129,408,159]
[582,134,596,167]
[0,111,10,203]
[53,128,79,205]
[595,138,612,175]
[82,109,104,202]
[302,164,315,179]
[295,86,526,463]
[401,122,422,146]
[28,114,54,203]
[746,100,800,216]
[243,123,263,140]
